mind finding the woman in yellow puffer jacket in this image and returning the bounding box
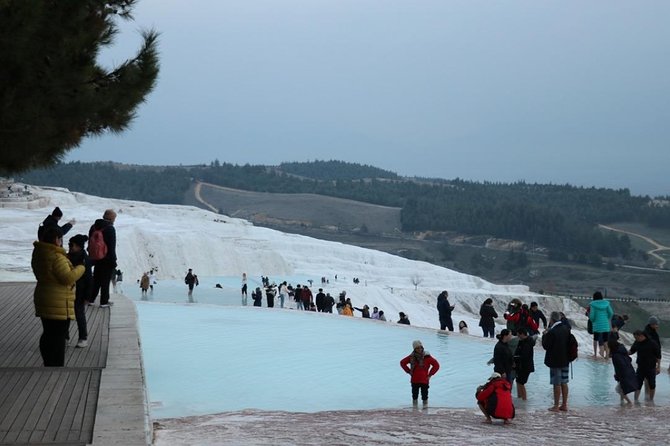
[31,225,85,366]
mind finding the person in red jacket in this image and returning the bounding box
[400,340,440,407]
[476,372,515,424]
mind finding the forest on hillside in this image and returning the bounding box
[19,160,670,262]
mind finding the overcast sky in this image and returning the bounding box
[66,1,670,196]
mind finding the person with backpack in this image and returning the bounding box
[88,209,117,308]
[542,311,571,412]
[505,303,538,336]
[476,372,514,424]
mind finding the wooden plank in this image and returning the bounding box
[42,371,78,442]
[0,371,36,432]
[13,372,62,444]
[54,371,88,443]
[0,283,108,446]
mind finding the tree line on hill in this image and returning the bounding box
[19,160,670,263]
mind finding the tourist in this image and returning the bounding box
[514,327,535,400]
[588,291,614,358]
[278,281,288,308]
[458,320,469,334]
[185,268,198,297]
[479,298,498,338]
[400,340,440,408]
[493,329,514,384]
[241,272,248,305]
[354,304,371,318]
[67,234,92,349]
[542,311,571,412]
[88,209,117,308]
[37,206,75,242]
[140,272,150,296]
[397,312,410,325]
[607,336,638,405]
[629,329,661,402]
[437,290,455,331]
[476,372,514,424]
[31,226,84,366]
[529,301,547,335]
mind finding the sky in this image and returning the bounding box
[65,1,670,196]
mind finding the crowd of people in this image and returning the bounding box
[30,206,666,423]
[31,206,118,366]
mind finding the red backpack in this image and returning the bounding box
[88,228,107,261]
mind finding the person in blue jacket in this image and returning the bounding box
[588,291,614,358]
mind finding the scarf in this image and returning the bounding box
[409,351,425,370]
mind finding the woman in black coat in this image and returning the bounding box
[479,298,498,338]
[608,337,638,404]
[493,329,514,384]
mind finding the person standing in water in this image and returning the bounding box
[400,340,440,408]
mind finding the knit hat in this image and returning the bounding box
[648,316,659,325]
[412,340,423,350]
[68,234,88,249]
[52,207,63,217]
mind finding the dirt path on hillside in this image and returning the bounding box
[599,224,670,269]
[193,182,218,213]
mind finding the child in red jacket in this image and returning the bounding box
[400,340,440,407]
[476,372,515,424]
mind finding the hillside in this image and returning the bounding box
[186,182,670,301]
[187,182,401,235]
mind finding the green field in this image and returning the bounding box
[607,222,670,248]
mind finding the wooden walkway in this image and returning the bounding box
[0,283,109,446]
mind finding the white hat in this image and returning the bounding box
[412,340,423,349]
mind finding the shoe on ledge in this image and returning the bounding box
[76,339,88,348]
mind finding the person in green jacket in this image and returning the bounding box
[32,226,85,366]
[588,291,614,358]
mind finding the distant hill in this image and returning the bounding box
[18,160,670,267]
[189,182,401,235]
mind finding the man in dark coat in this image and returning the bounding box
[88,209,116,307]
[542,311,571,412]
[38,207,75,242]
[437,290,455,331]
[315,288,326,312]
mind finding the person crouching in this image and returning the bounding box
[476,372,515,424]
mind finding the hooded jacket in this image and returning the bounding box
[31,241,85,320]
[589,299,614,333]
[400,352,440,384]
[476,377,515,420]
